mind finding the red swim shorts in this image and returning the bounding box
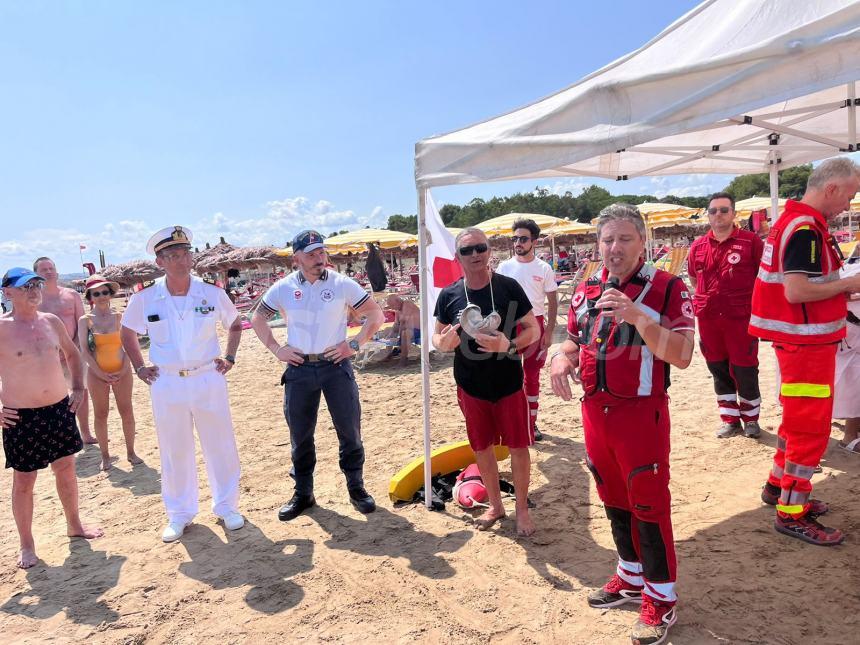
[456,386,533,451]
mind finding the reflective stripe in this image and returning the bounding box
[776,503,806,515]
[529,410,538,416]
[809,272,840,284]
[780,382,831,398]
[617,558,643,586]
[635,302,660,397]
[781,489,810,506]
[717,393,738,402]
[777,436,786,451]
[784,461,816,480]
[526,395,539,402]
[756,267,783,283]
[718,407,741,417]
[740,406,761,417]
[738,396,762,406]
[771,464,784,479]
[751,314,845,337]
[644,580,677,603]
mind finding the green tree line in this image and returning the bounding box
[386,165,812,234]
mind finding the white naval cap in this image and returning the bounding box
[146,225,194,255]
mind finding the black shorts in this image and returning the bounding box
[3,397,83,472]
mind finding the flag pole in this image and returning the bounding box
[417,186,433,509]
[79,245,85,270]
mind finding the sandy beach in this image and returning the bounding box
[0,325,857,644]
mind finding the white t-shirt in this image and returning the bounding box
[496,257,558,316]
[259,269,370,354]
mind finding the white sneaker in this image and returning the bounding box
[221,511,245,531]
[162,521,188,543]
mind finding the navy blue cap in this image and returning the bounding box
[292,230,325,253]
[2,267,45,288]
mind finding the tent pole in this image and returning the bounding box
[417,186,433,510]
[847,82,857,150]
[769,152,780,223]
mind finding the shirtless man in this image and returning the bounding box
[34,257,96,444]
[385,295,421,366]
[0,267,104,569]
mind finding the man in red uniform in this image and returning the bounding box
[750,157,860,545]
[550,204,694,645]
[688,192,764,438]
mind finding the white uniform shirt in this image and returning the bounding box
[122,276,239,370]
[496,257,558,316]
[259,269,369,354]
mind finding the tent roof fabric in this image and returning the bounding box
[415,0,860,187]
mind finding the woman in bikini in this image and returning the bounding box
[77,275,141,471]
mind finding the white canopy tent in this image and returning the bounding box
[411,0,860,507]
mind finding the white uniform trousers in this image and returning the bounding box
[150,367,241,523]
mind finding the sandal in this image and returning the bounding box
[838,437,860,454]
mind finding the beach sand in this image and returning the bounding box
[0,327,857,644]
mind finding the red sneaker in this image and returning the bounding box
[760,483,829,515]
[774,513,844,546]
[631,594,677,645]
[587,573,643,608]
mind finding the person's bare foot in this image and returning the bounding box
[68,525,104,539]
[16,548,38,569]
[81,433,99,445]
[516,510,536,537]
[474,509,506,531]
[128,453,143,465]
[100,457,112,471]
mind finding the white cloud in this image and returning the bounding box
[543,179,592,196]
[0,196,386,274]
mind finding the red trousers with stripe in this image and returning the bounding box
[583,393,676,600]
[766,343,836,518]
[519,315,547,430]
[698,315,761,423]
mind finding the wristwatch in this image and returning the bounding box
[506,338,519,357]
[348,339,360,352]
[224,354,236,364]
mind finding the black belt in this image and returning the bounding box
[848,311,860,327]
[301,353,333,364]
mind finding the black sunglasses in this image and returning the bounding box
[511,235,532,244]
[458,243,489,256]
[707,206,732,215]
[89,289,113,298]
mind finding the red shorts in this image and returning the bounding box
[456,386,533,451]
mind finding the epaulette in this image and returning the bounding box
[203,277,223,288]
[134,280,155,293]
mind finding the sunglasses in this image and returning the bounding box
[707,206,732,215]
[511,235,532,244]
[16,281,44,292]
[458,243,489,256]
[89,289,113,298]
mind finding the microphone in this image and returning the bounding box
[595,277,620,346]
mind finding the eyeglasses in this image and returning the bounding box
[707,206,732,215]
[89,289,112,298]
[18,281,44,292]
[511,235,533,244]
[458,243,489,256]
[160,250,190,262]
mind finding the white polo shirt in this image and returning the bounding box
[259,269,370,354]
[122,276,239,370]
[496,257,558,316]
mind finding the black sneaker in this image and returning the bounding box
[533,424,543,442]
[587,574,643,608]
[348,487,376,514]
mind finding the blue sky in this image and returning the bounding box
[0,0,729,272]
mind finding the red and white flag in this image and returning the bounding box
[423,191,462,336]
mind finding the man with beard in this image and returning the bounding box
[433,227,540,536]
[496,217,558,440]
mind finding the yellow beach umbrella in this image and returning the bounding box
[735,197,787,217]
[323,228,417,250]
[850,192,860,211]
[549,220,596,235]
[474,213,567,236]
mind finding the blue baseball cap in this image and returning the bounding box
[292,230,325,253]
[2,267,45,288]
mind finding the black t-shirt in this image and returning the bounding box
[783,228,823,275]
[434,273,533,402]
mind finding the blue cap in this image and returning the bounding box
[292,230,325,253]
[2,267,45,288]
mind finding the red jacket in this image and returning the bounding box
[687,227,763,318]
[749,200,846,345]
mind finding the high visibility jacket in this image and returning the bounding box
[568,262,695,398]
[748,200,846,345]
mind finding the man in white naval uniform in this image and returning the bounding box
[120,226,244,542]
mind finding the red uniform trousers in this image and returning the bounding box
[583,393,677,603]
[697,315,761,424]
[519,315,547,430]
[766,343,836,518]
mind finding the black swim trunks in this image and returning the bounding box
[3,397,83,472]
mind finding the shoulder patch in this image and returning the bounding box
[203,277,220,287]
[135,280,155,292]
